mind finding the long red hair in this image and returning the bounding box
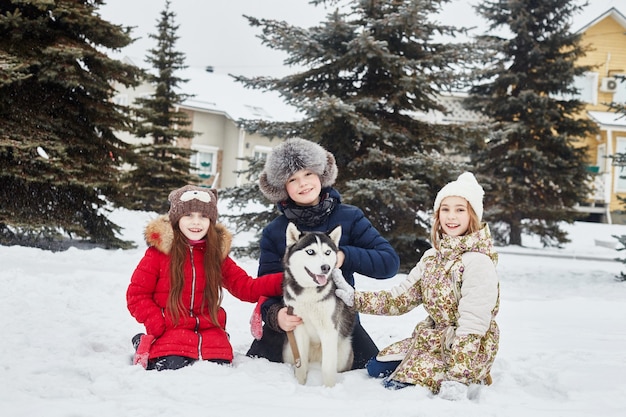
[167,221,224,326]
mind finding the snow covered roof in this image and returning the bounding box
[176,66,301,123]
[588,110,626,129]
[118,55,300,123]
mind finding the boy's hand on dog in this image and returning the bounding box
[332,269,354,307]
[278,307,303,332]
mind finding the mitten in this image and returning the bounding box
[332,269,354,307]
[133,334,155,369]
[438,380,468,401]
[250,296,267,340]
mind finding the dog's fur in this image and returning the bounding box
[281,223,355,387]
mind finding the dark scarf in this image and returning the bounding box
[281,193,337,227]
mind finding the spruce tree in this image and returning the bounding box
[465,0,598,246]
[119,0,196,213]
[220,156,277,259]
[229,0,479,271]
[0,0,142,249]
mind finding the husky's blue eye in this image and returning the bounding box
[324,250,332,256]
[306,249,315,255]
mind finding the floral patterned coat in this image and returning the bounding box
[353,224,499,393]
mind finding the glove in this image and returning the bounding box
[332,268,354,307]
[133,334,155,369]
[438,380,468,401]
[250,296,267,340]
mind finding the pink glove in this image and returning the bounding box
[133,334,155,369]
[250,296,268,340]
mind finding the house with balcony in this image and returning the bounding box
[574,7,626,223]
[429,7,626,225]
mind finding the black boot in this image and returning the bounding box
[132,333,145,351]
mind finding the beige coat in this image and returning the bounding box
[353,224,499,393]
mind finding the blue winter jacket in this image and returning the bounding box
[257,187,400,284]
[247,188,400,366]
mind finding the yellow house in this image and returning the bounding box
[575,7,626,223]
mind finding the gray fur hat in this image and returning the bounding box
[168,185,218,225]
[259,138,338,203]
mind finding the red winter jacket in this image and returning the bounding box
[127,216,282,362]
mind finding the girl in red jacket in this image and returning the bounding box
[127,185,283,371]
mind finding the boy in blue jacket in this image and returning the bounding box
[246,138,400,369]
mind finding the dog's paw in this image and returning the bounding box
[294,366,308,385]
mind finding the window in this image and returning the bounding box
[564,73,598,104]
[253,145,272,162]
[112,94,128,106]
[191,146,218,180]
[253,150,268,161]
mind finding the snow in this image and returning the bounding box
[2,204,626,417]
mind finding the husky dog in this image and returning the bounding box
[281,223,355,387]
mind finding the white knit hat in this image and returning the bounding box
[433,172,484,220]
[259,138,338,203]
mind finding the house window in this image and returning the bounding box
[569,72,598,104]
[112,94,128,106]
[191,146,218,180]
[253,146,272,162]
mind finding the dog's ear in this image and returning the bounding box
[286,222,301,246]
[327,225,342,247]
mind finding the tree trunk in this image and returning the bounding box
[509,220,522,246]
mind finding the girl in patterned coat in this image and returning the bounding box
[333,172,499,400]
[127,185,283,371]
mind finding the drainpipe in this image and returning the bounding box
[236,127,246,187]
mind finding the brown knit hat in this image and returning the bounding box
[168,185,218,225]
[259,138,338,203]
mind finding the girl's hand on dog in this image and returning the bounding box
[332,269,355,307]
[278,307,303,332]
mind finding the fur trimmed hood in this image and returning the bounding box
[143,215,232,259]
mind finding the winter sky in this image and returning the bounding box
[99,0,624,77]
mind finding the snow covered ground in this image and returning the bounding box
[1,205,625,417]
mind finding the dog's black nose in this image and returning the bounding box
[321,264,330,273]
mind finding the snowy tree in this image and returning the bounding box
[220,156,277,259]
[0,0,142,249]
[229,0,481,270]
[119,0,197,213]
[465,0,598,246]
